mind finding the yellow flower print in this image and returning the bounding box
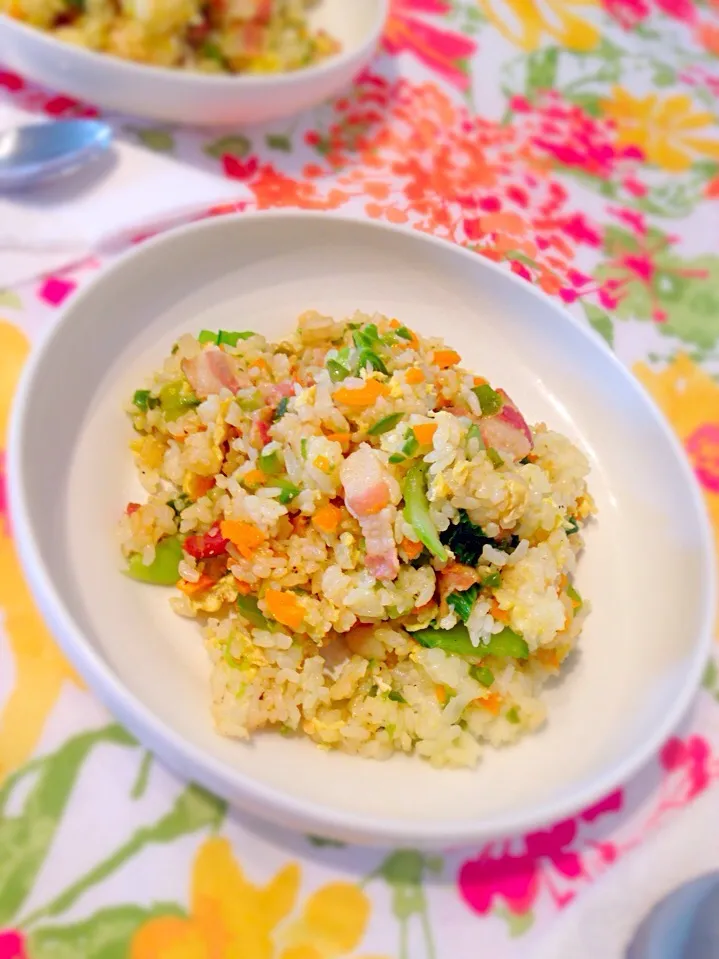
[634,353,719,634]
[131,837,389,959]
[478,0,600,51]
[602,88,719,173]
[0,320,81,779]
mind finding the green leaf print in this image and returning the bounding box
[0,725,135,926]
[21,783,226,926]
[28,903,185,959]
[265,133,292,152]
[0,290,22,309]
[703,658,717,691]
[307,835,346,848]
[204,134,251,159]
[596,227,719,349]
[524,47,558,98]
[583,303,614,347]
[495,904,535,937]
[369,850,440,959]
[127,127,176,153]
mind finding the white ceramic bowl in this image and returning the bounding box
[0,0,387,126]
[9,212,715,846]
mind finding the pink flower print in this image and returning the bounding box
[459,851,540,915]
[38,276,76,307]
[383,0,477,91]
[0,931,27,959]
[661,735,711,800]
[686,424,719,494]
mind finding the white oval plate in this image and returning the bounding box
[0,0,386,126]
[9,212,714,846]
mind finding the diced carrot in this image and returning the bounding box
[325,431,351,451]
[219,519,266,559]
[176,573,214,596]
[313,455,331,473]
[126,502,141,515]
[312,503,342,533]
[435,684,447,704]
[405,368,424,385]
[242,469,266,489]
[401,537,424,560]
[473,376,488,387]
[265,589,305,631]
[412,423,437,446]
[250,357,269,371]
[233,579,252,595]
[535,648,560,670]
[490,599,509,622]
[432,349,461,369]
[389,319,400,328]
[559,573,568,591]
[186,473,215,501]
[477,693,501,715]
[334,380,391,408]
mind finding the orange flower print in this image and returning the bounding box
[0,320,81,778]
[634,353,719,633]
[384,0,477,90]
[131,836,388,959]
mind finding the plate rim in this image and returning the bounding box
[8,209,716,845]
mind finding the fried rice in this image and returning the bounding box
[119,310,595,768]
[3,0,338,74]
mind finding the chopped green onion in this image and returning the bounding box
[472,384,504,417]
[300,438,308,459]
[347,322,362,330]
[381,332,397,346]
[237,594,272,630]
[469,665,495,687]
[401,431,419,457]
[487,447,504,468]
[565,516,580,535]
[132,389,157,412]
[273,396,289,421]
[125,536,183,586]
[388,452,406,464]
[258,450,281,475]
[447,584,479,623]
[387,690,407,704]
[337,346,351,363]
[273,478,300,504]
[395,326,413,341]
[466,423,485,450]
[352,330,372,350]
[368,413,404,436]
[168,493,191,515]
[327,359,350,383]
[356,349,388,375]
[402,465,448,562]
[484,627,529,659]
[363,323,380,342]
[237,390,262,412]
[201,41,227,65]
[506,707,521,724]
[158,380,201,421]
[219,330,255,346]
[481,570,501,588]
[199,330,255,346]
[566,583,583,609]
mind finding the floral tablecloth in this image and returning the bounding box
[2,1,719,956]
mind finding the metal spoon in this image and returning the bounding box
[0,119,113,191]
[626,872,719,959]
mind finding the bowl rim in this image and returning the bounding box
[8,209,716,846]
[0,0,389,88]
